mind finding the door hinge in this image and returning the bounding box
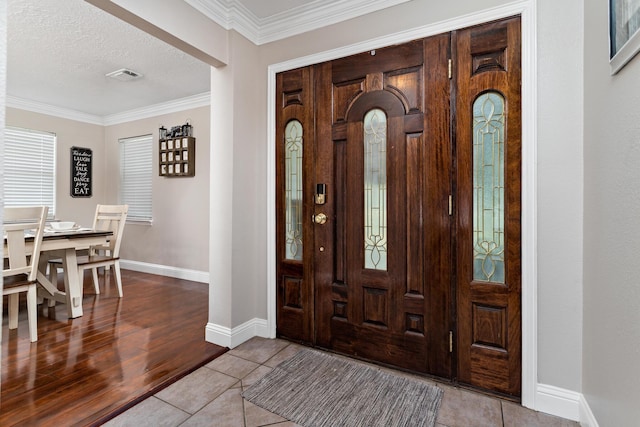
[449,331,453,353]
[448,194,453,216]
[448,59,452,79]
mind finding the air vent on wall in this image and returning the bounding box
[105,68,143,81]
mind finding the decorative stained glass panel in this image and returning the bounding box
[473,92,505,283]
[285,120,303,261]
[363,109,388,271]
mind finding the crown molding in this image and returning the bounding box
[102,92,211,125]
[7,93,211,126]
[6,96,104,125]
[186,0,411,45]
[186,0,261,42]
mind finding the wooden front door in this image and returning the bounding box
[312,36,453,377]
[276,16,521,396]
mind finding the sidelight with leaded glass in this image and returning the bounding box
[472,92,505,283]
[284,120,303,261]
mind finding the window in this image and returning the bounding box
[284,120,303,261]
[472,92,505,283]
[119,135,153,222]
[3,126,56,218]
[363,109,388,271]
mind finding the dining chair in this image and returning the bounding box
[49,204,128,298]
[3,206,48,342]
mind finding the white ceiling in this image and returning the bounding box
[7,0,211,119]
[7,0,408,120]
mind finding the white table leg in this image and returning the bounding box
[37,251,66,309]
[36,271,58,296]
[37,253,58,297]
[62,248,84,318]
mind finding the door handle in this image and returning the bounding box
[313,213,327,225]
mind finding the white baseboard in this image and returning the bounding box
[536,383,600,426]
[579,394,600,427]
[205,318,269,349]
[120,259,209,283]
[536,383,580,421]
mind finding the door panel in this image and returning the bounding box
[314,37,452,375]
[454,17,522,396]
[275,67,315,344]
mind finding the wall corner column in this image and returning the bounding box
[206,64,235,347]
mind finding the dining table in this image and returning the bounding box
[35,227,113,319]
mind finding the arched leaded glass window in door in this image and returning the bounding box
[473,92,505,283]
[284,120,303,261]
[363,109,388,271]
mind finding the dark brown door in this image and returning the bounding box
[275,66,315,343]
[275,16,522,396]
[454,17,522,395]
[313,36,453,376]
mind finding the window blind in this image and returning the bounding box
[119,134,153,222]
[4,126,56,218]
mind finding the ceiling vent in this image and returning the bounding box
[105,68,143,81]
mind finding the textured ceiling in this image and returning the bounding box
[7,0,406,118]
[7,0,211,117]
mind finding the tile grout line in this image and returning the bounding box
[244,349,292,427]
[241,378,249,427]
[147,395,192,424]
[206,343,294,427]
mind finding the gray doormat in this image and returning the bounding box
[242,349,442,427]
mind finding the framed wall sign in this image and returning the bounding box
[610,0,640,74]
[71,146,92,197]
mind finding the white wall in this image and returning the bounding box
[104,105,211,272]
[208,31,265,339]
[583,0,640,425]
[209,62,234,332]
[536,0,584,392]
[228,33,266,326]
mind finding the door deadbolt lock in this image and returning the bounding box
[314,213,327,225]
[315,183,326,205]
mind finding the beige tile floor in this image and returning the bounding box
[104,337,579,427]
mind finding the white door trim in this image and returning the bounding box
[266,0,537,410]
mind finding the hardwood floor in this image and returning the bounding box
[1,269,226,427]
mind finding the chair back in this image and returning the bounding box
[92,205,128,258]
[3,206,49,282]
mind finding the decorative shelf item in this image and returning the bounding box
[159,132,195,177]
[159,121,195,177]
